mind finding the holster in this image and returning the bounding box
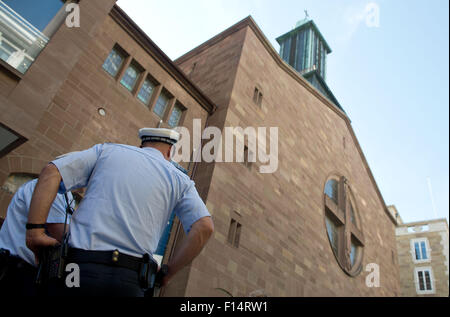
[35,243,68,286]
[143,263,168,298]
[138,254,158,291]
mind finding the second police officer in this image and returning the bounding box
[25,128,214,296]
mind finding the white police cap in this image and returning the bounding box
[139,128,180,145]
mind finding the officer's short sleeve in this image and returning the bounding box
[46,192,71,224]
[173,181,211,234]
[51,144,104,193]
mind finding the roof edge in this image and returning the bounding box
[398,218,449,229]
[110,5,217,115]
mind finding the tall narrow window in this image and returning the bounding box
[137,77,156,106]
[168,102,186,128]
[103,46,126,77]
[234,223,242,248]
[153,91,170,118]
[227,218,242,248]
[242,146,253,170]
[253,87,263,107]
[415,268,434,294]
[253,88,259,104]
[227,219,237,245]
[120,61,142,92]
[411,238,430,262]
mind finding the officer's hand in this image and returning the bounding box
[25,228,59,264]
[161,275,170,287]
[156,264,170,287]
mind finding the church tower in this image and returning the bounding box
[276,15,344,111]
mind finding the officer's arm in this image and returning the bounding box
[164,216,214,285]
[26,164,62,261]
[46,223,66,243]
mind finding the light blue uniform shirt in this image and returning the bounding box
[0,179,73,266]
[51,143,210,258]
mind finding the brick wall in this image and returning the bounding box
[175,19,400,297]
[0,2,211,218]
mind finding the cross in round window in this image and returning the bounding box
[324,176,365,276]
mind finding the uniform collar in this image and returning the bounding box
[142,147,165,160]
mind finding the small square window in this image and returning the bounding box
[153,91,171,118]
[137,77,156,105]
[102,46,126,77]
[168,102,186,127]
[120,61,143,92]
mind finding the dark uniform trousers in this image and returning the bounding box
[0,255,37,296]
[47,263,145,297]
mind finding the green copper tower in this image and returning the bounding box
[276,17,344,111]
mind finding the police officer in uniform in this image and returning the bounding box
[25,128,214,296]
[0,178,74,296]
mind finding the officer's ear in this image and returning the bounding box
[166,145,173,160]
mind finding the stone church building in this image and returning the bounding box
[0,0,400,296]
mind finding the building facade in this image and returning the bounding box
[1,0,401,296]
[396,217,449,297]
[168,16,400,296]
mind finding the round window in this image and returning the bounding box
[324,176,364,276]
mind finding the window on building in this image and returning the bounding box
[415,268,434,294]
[102,45,127,78]
[253,87,263,107]
[137,77,156,106]
[242,146,253,170]
[0,0,73,73]
[0,123,26,158]
[325,215,340,256]
[227,219,242,248]
[411,238,430,262]
[168,102,186,128]
[120,61,143,92]
[324,179,339,204]
[153,91,170,118]
[324,177,364,276]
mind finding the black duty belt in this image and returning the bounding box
[67,248,152,272]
